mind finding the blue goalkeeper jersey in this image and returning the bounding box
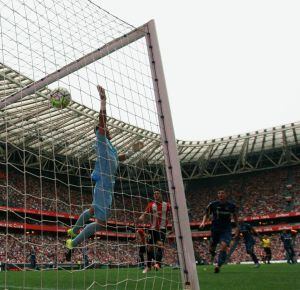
[91,131,118,189]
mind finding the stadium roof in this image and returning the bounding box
[1,62,300,179]
[0,62,161,165]
[177,123,300,162]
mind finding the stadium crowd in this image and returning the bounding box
[0,231,298,266]
[0,232,179,266]
[0,167,300,223]
[0,166,299,266]
[0,172,147,222]
[187,167,300,221]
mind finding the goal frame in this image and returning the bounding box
[146,20,199,290]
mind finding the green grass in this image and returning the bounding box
[0,264,299,290]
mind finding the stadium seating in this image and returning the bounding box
[0,166,299,265]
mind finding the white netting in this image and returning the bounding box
[0,0,191,289]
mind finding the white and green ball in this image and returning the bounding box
[49,87,71,109]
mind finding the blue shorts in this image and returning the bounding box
[245,240,255,253]
[211,228,232,246]
[92,183,112,221]
[284,245,294,252]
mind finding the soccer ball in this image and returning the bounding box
[49,87,71,109]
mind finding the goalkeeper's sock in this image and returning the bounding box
[72,222,101,247]
[72,209,92,235]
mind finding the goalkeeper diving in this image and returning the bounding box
[66,85,143,250]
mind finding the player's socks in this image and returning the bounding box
[250,253,259,264]
[210,253,216,264]
[210,256,215,264]
[209,248,216,264]
[72,209,92,235]
[155,248,163,267]
[72,222,101,247]
[217,250,227,267]
[139,253,145,265]
[142,267,150,273]
[65,249,73,261]
[146,249,154,269]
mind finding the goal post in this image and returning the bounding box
[146,20,200,290]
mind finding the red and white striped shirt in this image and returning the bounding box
[146,201,171,230]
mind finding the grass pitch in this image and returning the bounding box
[0,264,299,290]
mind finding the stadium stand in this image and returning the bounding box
[0,164,299,266]
[1,166,299,220]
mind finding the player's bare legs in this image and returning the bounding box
[143,245,154,273]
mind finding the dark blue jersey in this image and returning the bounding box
[280,233,293,248]
[239,222,255,244]
[206,200,236,230]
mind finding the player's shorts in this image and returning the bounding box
[284,245,294,252]
[245,240,255,253]
[92,183,112,221]
[139,245,146,254]
[264,247,271,255]
[211,228,232,246]
[147,229,167,246]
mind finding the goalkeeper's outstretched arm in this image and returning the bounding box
[96,85,110,138]
[96,85,144,161]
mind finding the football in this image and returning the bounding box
[49,87,71,109]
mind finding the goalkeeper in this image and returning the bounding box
[66,85,143,250]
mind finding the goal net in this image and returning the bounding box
[0,0,199,289]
